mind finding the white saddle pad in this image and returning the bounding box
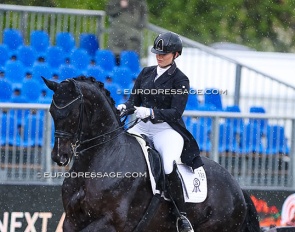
[130,132,207,203]
[177,164,207,203]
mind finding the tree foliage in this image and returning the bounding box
[148,0,295,52]
[3,0,295,52]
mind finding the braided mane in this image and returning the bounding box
[72,75,120,119]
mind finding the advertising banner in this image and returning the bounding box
[0,185,294,231]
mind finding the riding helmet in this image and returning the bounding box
[151,32,183,55]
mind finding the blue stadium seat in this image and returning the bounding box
[37,95,52,104]
[23,112,44,147]
[38,85,54,102]
[32,63,52,84]
[117,94,129,105]
[70,48,91,72]
[249,106,267,135]
[10,88,27,103]
[195,103,217,130]
[0,80,12,102]
[239,123,265,154]
[4,60,26,84]
[9,85,31,123]
[0,113,22,146]
[30,30,50,57]
[119,50,141,77]
[189,120,211,152]
[85,66,107,82]
[110,66,133,89]
[266,125,290,155]
[58,64,79,80]
[22,79,42,103]
[224,105,244,134]
[56,32,76,57]
[0,44,9,68]
[204,88,223,111]
[3,28,24,55]
[186,88,199,110]
[16,45,37,70]
[95,49,116,74]
[218,123,240,153]
[79,33,99,57]
[104,81,122,104]
[46,46,66,71]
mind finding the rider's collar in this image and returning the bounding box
[167,62,177,75]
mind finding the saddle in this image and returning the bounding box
[135,134,166,193]
[128,132,207,203]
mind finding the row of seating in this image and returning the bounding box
[0,108,289,156]
[1,28,141,74]
[0,45,141,79]
[0,111,45,147]
[0,63,136,104]
[2,29,99,58]
[0,28,142,104]
[184,105,290,155]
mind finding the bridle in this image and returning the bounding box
[52,79,85,157]
[52,79,138,158]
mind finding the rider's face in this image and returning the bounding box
[156,53,175,68]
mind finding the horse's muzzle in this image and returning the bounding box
[51,139,72,166]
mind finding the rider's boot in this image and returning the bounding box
[165,164,194,232]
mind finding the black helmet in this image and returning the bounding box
[151,32,183,55]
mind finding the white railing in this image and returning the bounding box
[0,4,106,47]
[0,103,294,190]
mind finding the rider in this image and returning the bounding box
[117,31,203,232]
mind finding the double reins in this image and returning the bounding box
[53,79,139,157]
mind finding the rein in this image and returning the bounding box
[76,118,140,154]
[53,79,139,157]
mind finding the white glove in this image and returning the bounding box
[117,104,126,112]
[134,106,151,119]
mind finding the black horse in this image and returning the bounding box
[43,76,260,232]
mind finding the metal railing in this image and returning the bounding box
[183,110,295,191]
[0,4,106,47]
[0,104,294,190]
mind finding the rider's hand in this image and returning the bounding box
[117,104,126,112]
[134,106,151,119]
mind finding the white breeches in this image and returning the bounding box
[128,120,184,174]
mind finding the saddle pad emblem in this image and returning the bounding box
[177,164,208,203]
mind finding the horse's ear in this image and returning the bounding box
[42,76,59,92]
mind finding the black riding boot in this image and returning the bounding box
[165,165,194,232]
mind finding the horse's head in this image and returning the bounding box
[43,76,121,166]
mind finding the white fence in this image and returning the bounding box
[0,4,106,47]
[0,103,294,190]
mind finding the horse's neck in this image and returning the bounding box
[87,100,121,137]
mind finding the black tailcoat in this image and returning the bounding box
[125,63,203,170]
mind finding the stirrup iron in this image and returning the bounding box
[176,214,194,232]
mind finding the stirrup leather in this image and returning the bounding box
[176,214,194,232]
